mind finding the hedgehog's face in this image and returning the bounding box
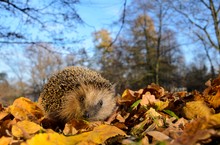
[60,84,116,122]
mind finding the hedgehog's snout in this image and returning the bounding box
[83,111,90,119]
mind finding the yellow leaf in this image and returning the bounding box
[0,136,11,145]
[183,101,214,119]
[7,97,43,121]
[21,133,68,145]
[12,120,42,138]
[205,113,220,129]
[0,111,10,121]
[155,100,169,111]
[119,89,136,105]
[86,124,126,144]
[22,125,126,145]
[69,124,126,144]
[205,87,220,108]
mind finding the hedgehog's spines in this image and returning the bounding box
[38,66,116,125]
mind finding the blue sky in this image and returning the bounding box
[0,0,127,78]
[0,0,219,79]
[75,0,127,50]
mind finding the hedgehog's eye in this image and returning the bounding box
[79,96,85,103]
[98,100,103,106]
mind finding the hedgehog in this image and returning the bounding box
[38,66,116,125]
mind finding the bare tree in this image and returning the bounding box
[25,43,64,100]
[170,0,220,76]
[93,0,182,91]
[0,0,82,47]
[124,0,181,86]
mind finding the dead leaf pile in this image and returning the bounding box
[1,76,220,144]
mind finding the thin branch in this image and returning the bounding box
[0,0,44,26]
[173,3,218,49]
[107,0,127,49]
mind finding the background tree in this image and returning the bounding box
[0,72,19,105]
[25,43,64,100]
[93,29,127,93]
[170,0,220,77]
[93,0,182,91]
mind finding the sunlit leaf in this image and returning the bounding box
[12,120,42,138]
[183,101,214,119]
[206,113,220,129]
[21,132,68,145]
[155,100,169,111]
[0,136,11,145]
[7,97,44,121]
[22,124,126,145]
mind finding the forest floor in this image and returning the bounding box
[1,76,220,145]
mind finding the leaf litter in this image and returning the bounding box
[1,76,220,144]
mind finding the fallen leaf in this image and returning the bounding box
[0,111,11,121]
[0,136,12,145]
[7,97,44,122]
[145,108,162,119]
[171,118,215,145]
[12,120,42,138]
[145,83,165,98]
[22,124,126,145]
[140,92,156,106]
[84,124,126,144]
[183,101,214,119]
[147,131,170,141]
[204,86,220,108]
[21,132,68,145]
[155,100,169,111]
[63,123,78,136]
[205,113,220,129]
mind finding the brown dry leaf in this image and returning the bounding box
[204,86,220,108]
[140,92,156,106]
[171,119,214,145]
[12,120,42,138]
[146,83,165,98]
[63,123,78,136]
[183,101,214,119]
[116,113,125,122]
[163,118,188,139]
[147,131,170,141]
[0,119,16,137]
[119,89,136,105]
[0,111,11,121]
[7,97,44,121]
[211,75,220,87]
[0,136,12,145]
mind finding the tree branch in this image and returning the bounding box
[0,0,45,26]
[107,0,127,49]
